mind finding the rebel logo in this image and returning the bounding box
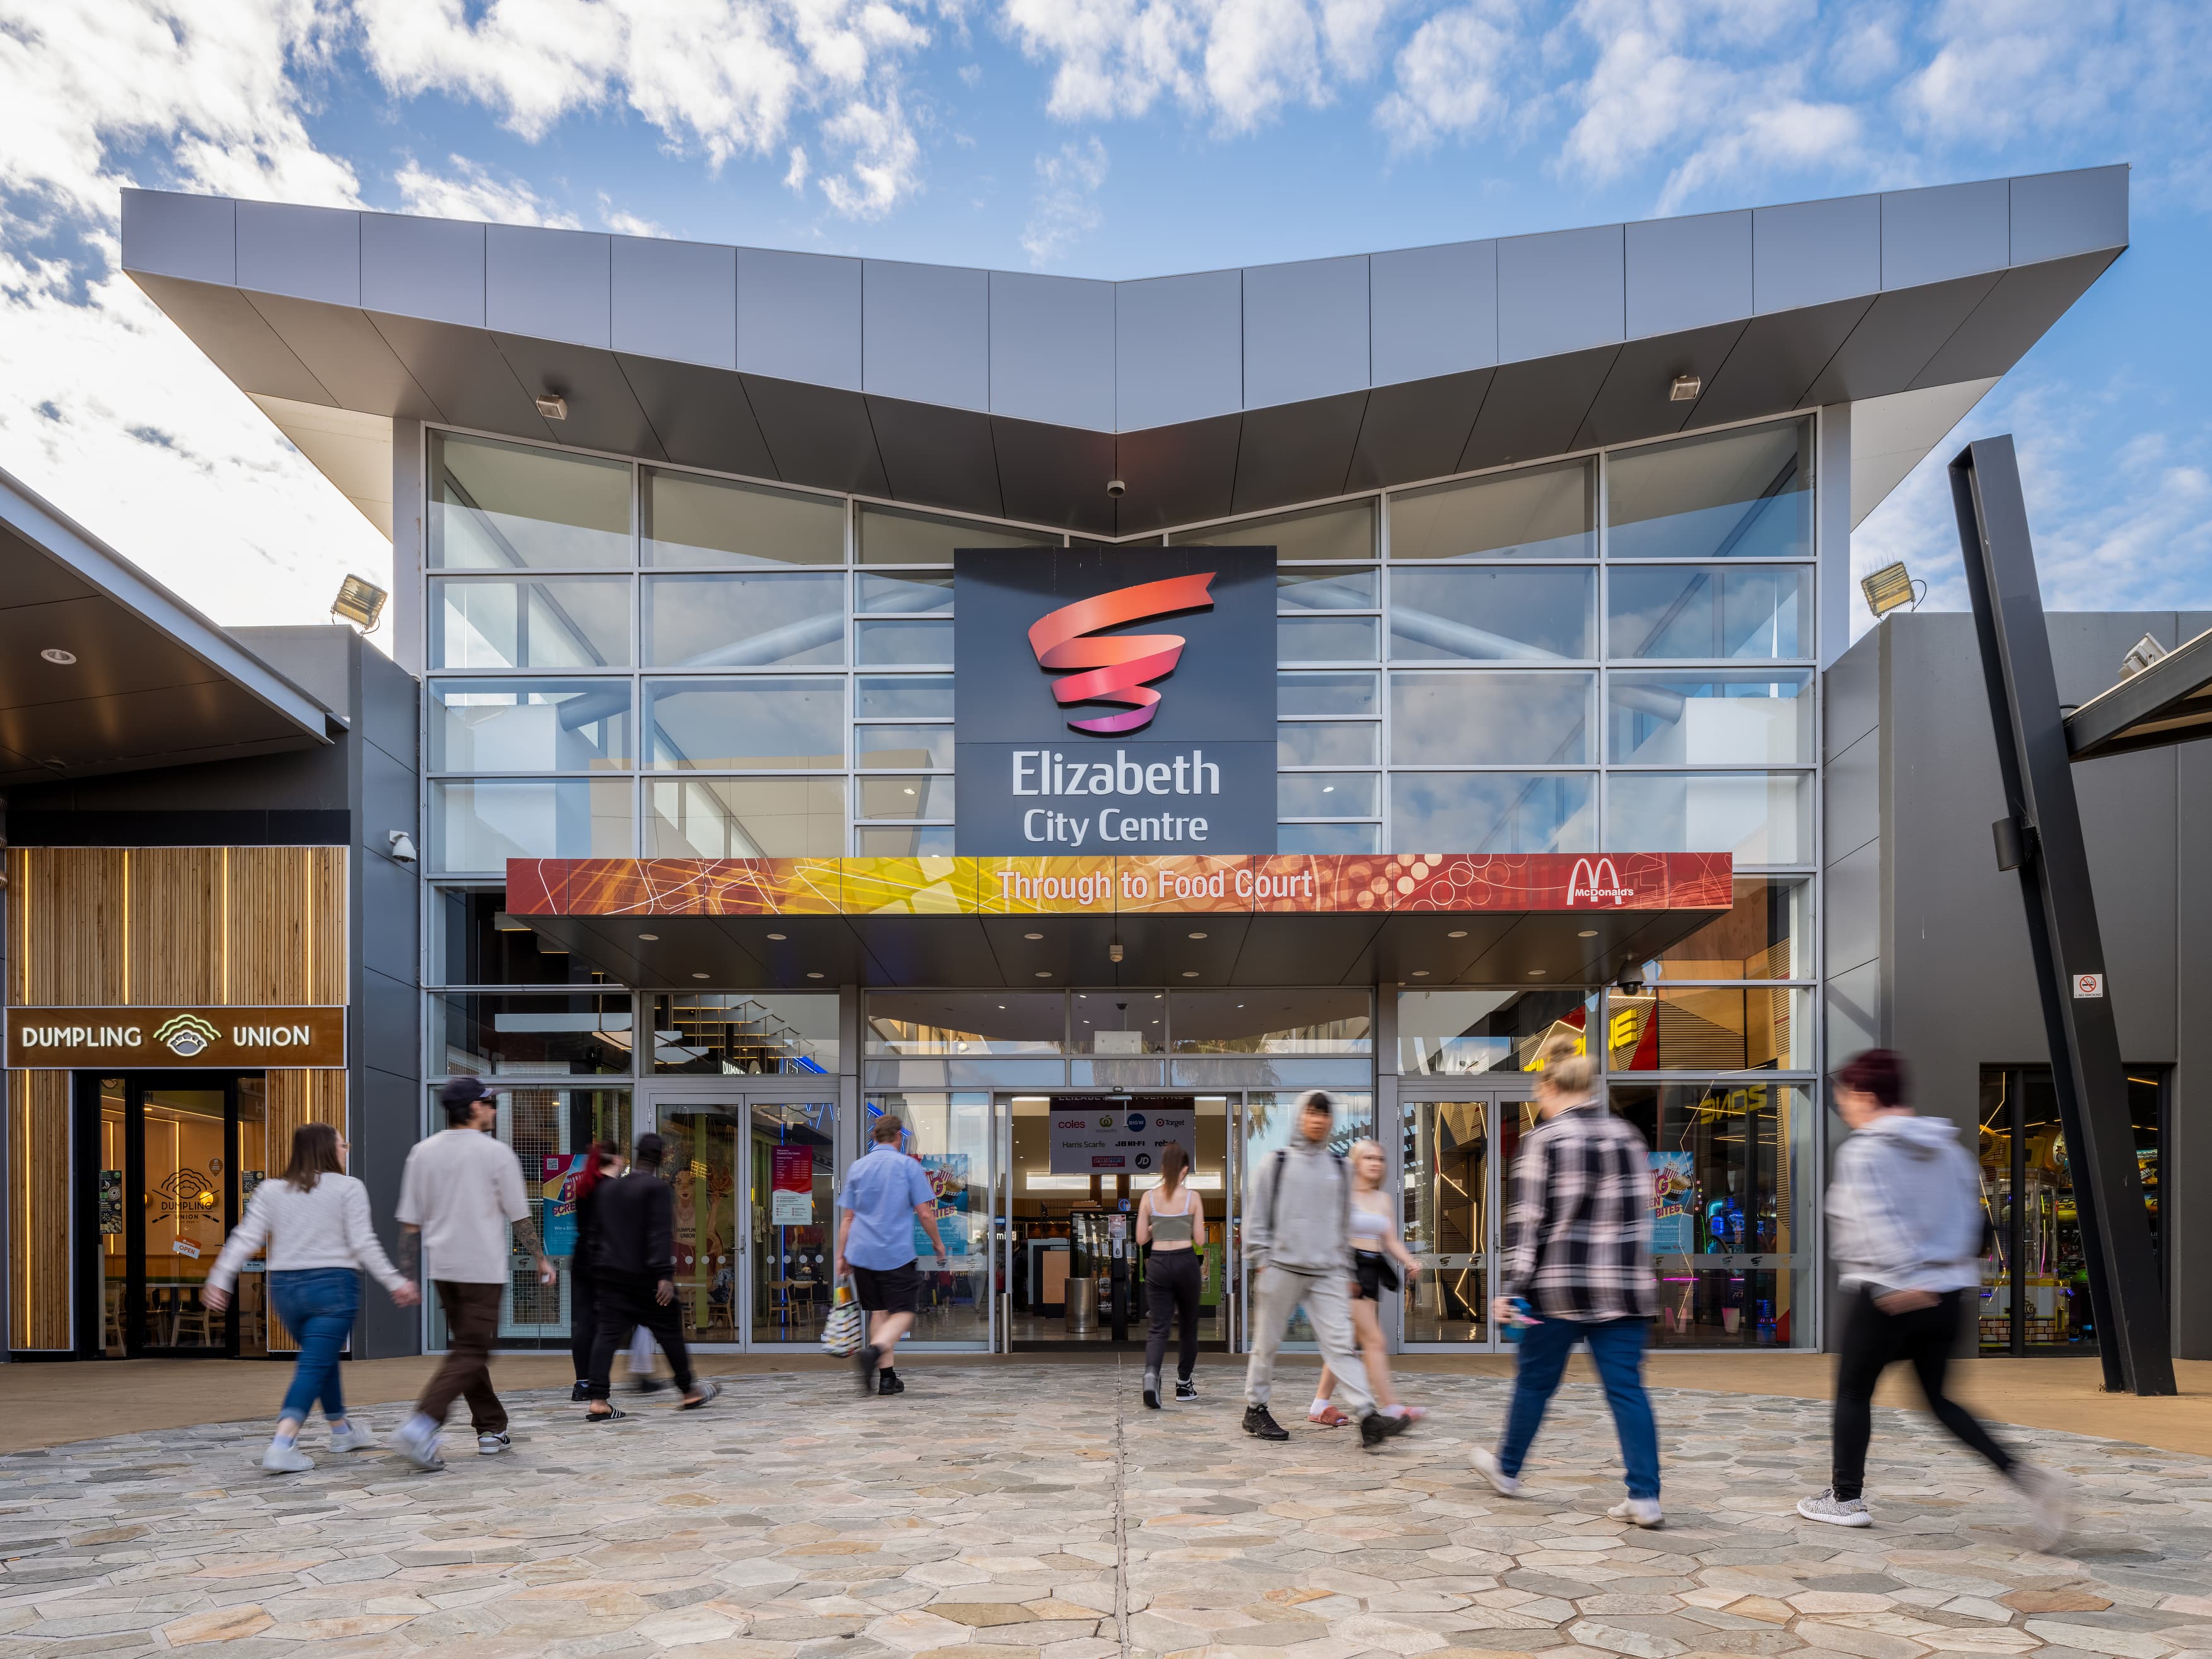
[1027,573,1216,735]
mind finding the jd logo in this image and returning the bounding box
[1028,573,1216,735]
[153,1014,221,1058]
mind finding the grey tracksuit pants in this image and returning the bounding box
[1243,1262,1373,1416]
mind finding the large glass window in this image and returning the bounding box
[433,888,618,987]
[1604,771,1812,863]
[1279,824,1378,854]
[866,993,1066,1054]
[1071,989,1167,1054]
[859,572,954,614]
[429,431,631,569]
[1605,987,1812,1071]
[1388,567,1595,662]
[1607,420,1812,562]
[435,993,634,1076]
[858,826,957,856]
[857,674,953,719]
[647,777,846,857]
[1644,879,1811,981]
[863,1093,991,1344]
[1391,772,1593,853]
[859,505,1044,564]
[856,618,955,665]
[429,680,632,772]
[1388,460,1594,562]
[1278,772,1379,817]
[643,572,845,668]
[1168,991,1371,1054]
[651,992,839,1074]
[1609,671,1814,765]
[430,779,633,870]
[642,469,844,567]
[1610,1081,1813,1346]
[1278,721,1378,767]
[1279,671,1378,716]
[1279,615,1378,663]
[431,577,631,670]
[1177,499,1375,562]
[858,775,954,820]
[1608,565,1810,660]
[645,678,845,770]
[1278,566,1376,609]
[857,725,953,770]
[1391,672,1595,766]
[1397,988,1596,1075]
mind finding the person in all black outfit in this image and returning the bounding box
[583,1134,719,1418]
[565,1143,620,1402]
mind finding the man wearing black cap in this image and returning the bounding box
[390,1078,551,1470]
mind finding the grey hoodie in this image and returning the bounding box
[1827,1112,1985,1296]
[1242,1137,1350,1276]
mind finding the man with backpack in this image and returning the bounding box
[1241,1091,1412,1450]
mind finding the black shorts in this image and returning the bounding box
[851,1260,921,1315]
[1353,1251,1395,1301]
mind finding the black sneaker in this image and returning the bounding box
[855,1343,879,1397]
[1175,1378,1198,1402]
[569,1382,590,1402]
[877,1369,904,1396]
[631,1377,668,1395]
[1359,1411,1414,1450]
[1143,1371,1161,1410]
[1242,1405,1289,1441]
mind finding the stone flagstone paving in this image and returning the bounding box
[0,1363,2206,1658]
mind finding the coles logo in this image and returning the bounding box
[1566,856,1636,907]
[1028,573,1216,735]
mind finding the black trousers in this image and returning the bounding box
[1832,1285,2013,1500]
[586,1272,695,1402]
[569,1266,598,1382]
[1144,1250,1203,1381]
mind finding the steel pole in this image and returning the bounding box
[1948,435,2174,1395]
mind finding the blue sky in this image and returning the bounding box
[1,1,2206,639]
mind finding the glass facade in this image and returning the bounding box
[416,409,1824,1354]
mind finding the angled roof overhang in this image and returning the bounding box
[0,467,333,785]
[2066,626,2212,761]
[121,168,2126,537]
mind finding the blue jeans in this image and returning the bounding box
[1498,1313,1660,1499]
[269,1269,359,1426]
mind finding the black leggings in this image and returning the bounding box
[1832,1286,2014,1500]
[569,1266,598,1382]
[1144,1250,1202,1381]
[586,1272,696,1402]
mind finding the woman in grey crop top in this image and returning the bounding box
[1136,1142,1206,1409]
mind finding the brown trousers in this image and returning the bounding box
[419,1281,508,1435]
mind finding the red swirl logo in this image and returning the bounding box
[1027,572,1216,735]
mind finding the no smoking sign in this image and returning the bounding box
[2073,972,2105,999]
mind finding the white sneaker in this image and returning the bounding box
[327,1423,377,1453]
[1469,1446,1522,1497]
[1608,1496,1663,1528]
[261,1440,314,1474]
[389,1419,446,1472]
[477,1431,512,1456]
[2012,1465,2070,1551]
[1797,1488,1873,1527]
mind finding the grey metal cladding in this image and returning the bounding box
[1752,193,1880,314]
[739,375,887,496]
[988,271,1115,431]
[865,396,1000,515]
[612,236,737,370]
[1498,224,1624,362]
[120,189,236,286]
[1881,179,2008,289]
[617,353,777,480]
[487,224,612,348]
[1912,250,2121,390]
[864,259,988,413]
[1242,254,1368,409]
[1346,370,1492,491]
[362,213,486,328]
[235,201,360,306]
[245,290,438,421]
[1688,297,1871,430]
[1574,322,1746,450]
[127,274,333,408]
[1231,391,1366,512]
[1800,274,2000,405]
[736,248,861,390]
[491,337,666,459]
[1370,241,1497,387]
[1625,211,1750,337]
[1115,269,1242,432]
[2010,165,2129,264]
[991,417,1117,536]
[1112,412,1241,532]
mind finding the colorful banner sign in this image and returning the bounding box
[6,1005,346,1069]
[541,1154,586,1259]
[917,1153,972,1259]
[506,851,1732,919]
[1047,1100,1197,1175]
[769,1144,815,1226]
[1651,1151,1696,1256]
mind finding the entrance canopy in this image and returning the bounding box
[506,851,1730,988]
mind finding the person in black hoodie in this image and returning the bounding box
[583,1134,719,1418]
[563,1143,622,1402]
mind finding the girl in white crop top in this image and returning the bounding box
[1310,1139,1426,1426]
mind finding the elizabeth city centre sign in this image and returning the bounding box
[953,546,1277,854]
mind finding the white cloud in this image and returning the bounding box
[395,154,581,226]
[1374,2,1516,151]
[597,197,667,238]
[1021,135,1110,264]
[784,144,813,194]
[817,93,923,218]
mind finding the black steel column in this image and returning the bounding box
[1948,435,2174,1394]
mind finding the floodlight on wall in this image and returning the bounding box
[331,574,388,632]
[1860,561,1924,619]
[535,393,569,421]
[1668,373,1702,402]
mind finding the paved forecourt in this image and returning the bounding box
[0,1363,2206,1659]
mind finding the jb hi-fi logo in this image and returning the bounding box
[1567,857,1636,906]
[1027,572,1216,735]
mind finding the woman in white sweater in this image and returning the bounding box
[207,1122,420,1472]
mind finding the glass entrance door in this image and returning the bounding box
[1399,1083,1535,1352]
[112,1078,243,1358]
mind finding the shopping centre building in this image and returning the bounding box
[9,162,2194,1366]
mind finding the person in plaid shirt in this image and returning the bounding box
[1469,1034,1663,1526]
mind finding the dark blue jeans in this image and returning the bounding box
[1498,1313,1660,1499]
[269,1268,359,1426]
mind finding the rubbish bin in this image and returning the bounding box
[1066,1276,1097,1334]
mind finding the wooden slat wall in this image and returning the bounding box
[6,845,352,1353]
[8,1072,71,1351]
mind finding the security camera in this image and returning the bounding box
[1615,975,1645,999]
[1105,478,1126,498]
[387,830,418,866]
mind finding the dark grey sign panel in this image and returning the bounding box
[953,545,1277,854]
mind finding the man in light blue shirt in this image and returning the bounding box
[835,1114,948,1397]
